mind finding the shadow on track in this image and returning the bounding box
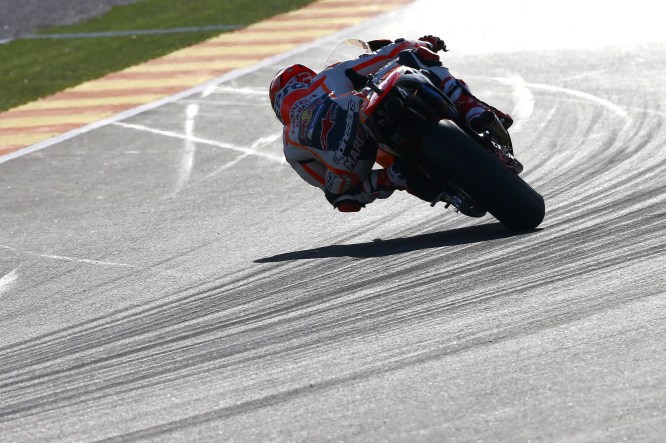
[256,222,536,262]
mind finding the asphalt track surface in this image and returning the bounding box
[1,1,665,441]
[0,0,140,39]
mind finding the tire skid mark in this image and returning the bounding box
[1,245,661,422]
[7,264,653,439]
[4,182,658,376]
[1,29,665,441]
[0,203,662,417]
[0,212,456,379]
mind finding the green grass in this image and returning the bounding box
[0,0,316,112]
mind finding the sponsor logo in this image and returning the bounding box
[333,99,357,164]
[320,106,336,151]
[288,91,320,139]
[274,83,306,115]
[305,98,328,143]
[343,126,367,170]
[299,108,314,137]
[289,91,319,124]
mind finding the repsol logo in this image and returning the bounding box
[274,83,306,114]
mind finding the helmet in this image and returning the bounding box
[269,64,316,122]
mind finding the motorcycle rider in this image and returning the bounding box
[269,35,513,212]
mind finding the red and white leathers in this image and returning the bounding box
[272,38,510,212]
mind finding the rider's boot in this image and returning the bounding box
[440,76,522,174]
[363,163,408,199]
[441,77,513,131]
[367,160,441,203]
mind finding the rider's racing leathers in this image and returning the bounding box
[273,38,511,212]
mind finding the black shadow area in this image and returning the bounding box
[255,223,536,262]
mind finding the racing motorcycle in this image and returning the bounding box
[330,40,545,231]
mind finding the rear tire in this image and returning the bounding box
[420,120,545,231]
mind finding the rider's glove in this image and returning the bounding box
[418,35,447,52]
[367,39,393,52]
